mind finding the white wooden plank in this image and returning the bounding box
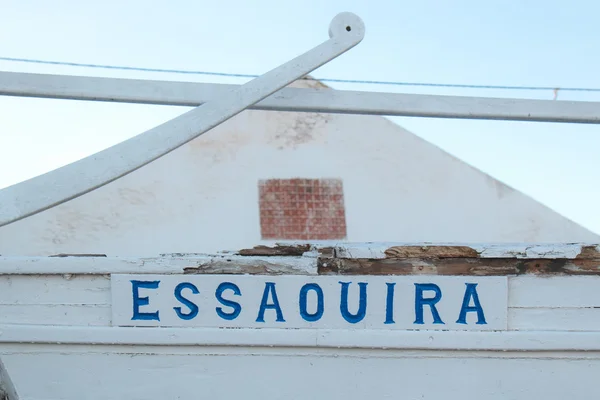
[2,71,600,124]
[4,342,598,359]
[10,281,600,331]
[0,255,317,275]
[509,308,600,331]
[0,12,365,228]
[509,276,600,308]
[4,343,599,359]
[0,304,110,326]
[333,242,597,259]
[0,275,110,305]
[475,243,591,259]
[5,349,600,400]
[2,324,600,350]
[0,243,596,275]
[5,273,600,331]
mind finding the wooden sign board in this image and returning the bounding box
[112,275,508,331]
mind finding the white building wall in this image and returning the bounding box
[0,81,597,256]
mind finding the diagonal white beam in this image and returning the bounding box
[1,72,600,124]
[0,12,365,227]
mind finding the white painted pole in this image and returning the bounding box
[0,12,365,228]
[2,72,599,124]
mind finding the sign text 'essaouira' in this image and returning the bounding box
[111,275,508,331]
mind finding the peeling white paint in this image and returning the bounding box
[473,243,594,259]
[0,255,318,275]
[1,95,598,256]
[332,242,598,259]
[2,324,600,351]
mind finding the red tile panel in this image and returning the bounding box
[259,178,347,240]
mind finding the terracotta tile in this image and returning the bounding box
[258,178,347,240]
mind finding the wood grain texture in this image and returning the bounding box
[3,256,600,400]
[0,255,317,275]
[509,308,600,331]
[6,347,600,400]
[0,304,110,326]
[332,243,599,260]
[384,245,480,258]
[3,243,600,276]
[317,257,600,276]
[238,244,312,256]
[0,275,110,305]
[6,304,600,331]
[5,324,600,350]
[509,276,600,307]
[11,274,598,309]
[0,274,598,332]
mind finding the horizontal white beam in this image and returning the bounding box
[0,324,599,351]
[0,242,597,274]
[0,255,317,275]
[331,242,599,259]
[1,71,599,123]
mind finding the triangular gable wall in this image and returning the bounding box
[0,79,597,256]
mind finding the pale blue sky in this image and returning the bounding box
[1,0,599,235]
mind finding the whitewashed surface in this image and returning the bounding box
[2,97,598,258]
[333,242,600,259]
[1,272,600,399]
[1,274,600,331]
[4,345,600,400]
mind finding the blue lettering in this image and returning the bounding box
[173,282,199,320]
[339,281,367,324]
[414,283,444,324]
[299,283,324,322]
[385,282,396,324]
[256,282,285,322]
[456,283,487,325]
[131,280,160,321]
[216,282,242,320]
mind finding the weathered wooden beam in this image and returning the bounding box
[2,324,600,351]
[237,244,312,256]
[2,243,600,276]
[329,242,600,259]
[317,257,600,276]
[0,358,18,400]
[1,71,600,124]
[239,242,600,259]
[0,254,317,275]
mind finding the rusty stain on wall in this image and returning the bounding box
[270,112,329,149]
